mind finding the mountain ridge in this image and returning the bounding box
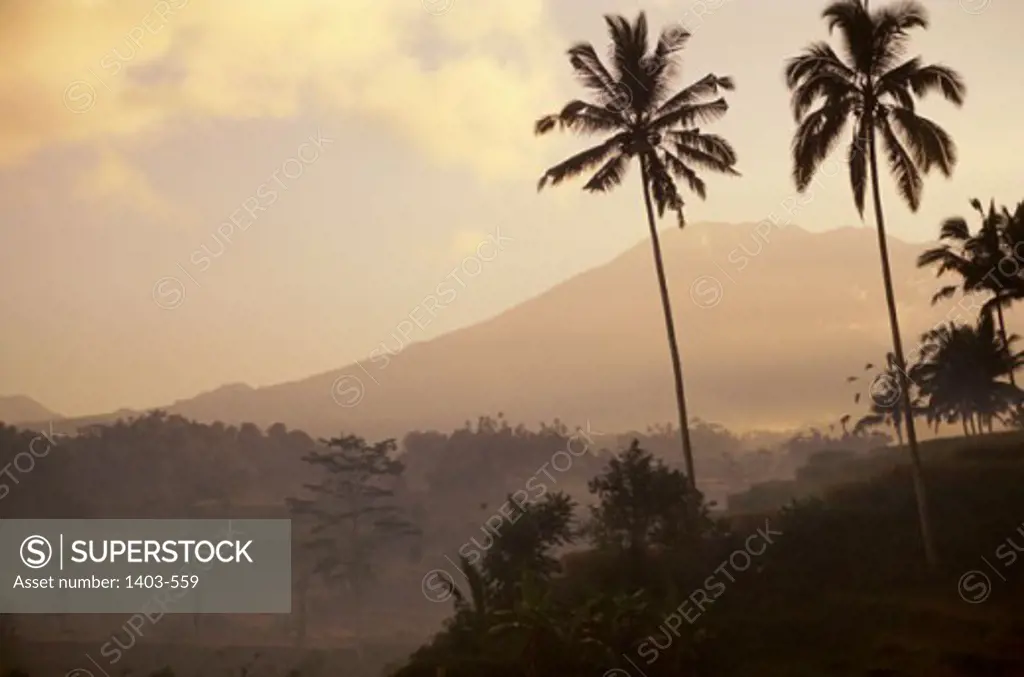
[13,222,990,440]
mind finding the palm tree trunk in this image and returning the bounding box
[867,124,938,568]
[895,422,904,447]
[639,159,696,488]
[962,415,969,437]
[995,300,1016,386]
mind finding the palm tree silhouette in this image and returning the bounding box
[918,199,1019,385]
[535,12,739,487]
[910,313,1024,435]
[785,0,965,567]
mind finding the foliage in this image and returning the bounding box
[587,439,712,556]
[395,434,1024,677]
[785,0,964,214]
[534,12,738,223]
[288,435,420,590]
[480,492,576,607]
[910,313,1024,432]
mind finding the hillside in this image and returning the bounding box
[18,222,1002,440]
[0,395,59,425]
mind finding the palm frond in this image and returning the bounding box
[584,154,631,193]
[537,136,625,191]
[567,42,620,100]
[871,1,929,73]
[877,113,923,211]
[886,106,957,176]
[655,73,734,119]
[669,130,740,175]
[784,42,857,89]
[535,100,625,137]
[929,284,959,305]
[645,153,685,227]
[821,0,875,74]
[644,24,691,104]
[661,150,707,199]
[792,101,852,191]
[848,118,870,215]
[939,216,970,242]
[885,62,965,106]
[791,71,858,122]
[650,98,729,131]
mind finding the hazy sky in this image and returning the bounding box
[1,0,1020,416]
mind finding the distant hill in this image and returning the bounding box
[0,395,59,425]
[17,222,1000,441]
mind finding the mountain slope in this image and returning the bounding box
[29,222,994,440]
[0,395,60,425]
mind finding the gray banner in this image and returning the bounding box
[0,519,291,613]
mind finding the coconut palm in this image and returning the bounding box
[918,199,1018,385]
[910,313,1024,434]
[535,12,740,487]
[981,200,1024,345]
[785,0,965,567]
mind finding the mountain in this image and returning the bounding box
[22,222,997,440]
[0,395,60,425]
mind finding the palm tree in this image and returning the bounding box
[918,199,1018,385]
[910,313,1024,434]
[535,12,740,487]
[785,0,965,567]
[982,200,1024,344]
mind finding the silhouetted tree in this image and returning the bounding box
[918,198,1020,385]
[535,12,740,488]
[785,0,965,567]
[288,435,419,625]
[910,314,1023,434]
[588,440,711,563]
[481,492,576,608]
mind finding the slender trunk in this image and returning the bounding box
[961,415,969,437]
[895,421,904,447]
[639,158,696,488]
[867,123,938,568]
[995,299,1016,386]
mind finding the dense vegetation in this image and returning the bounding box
[2,415,1024,677]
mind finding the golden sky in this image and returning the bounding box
[0,0,1021,416]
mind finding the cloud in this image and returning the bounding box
[0,0,563,182]
[73,146,186,223]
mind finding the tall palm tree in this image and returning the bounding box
[918,199,1018,385]
[785,0,965,567]
[535,12,739,487]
